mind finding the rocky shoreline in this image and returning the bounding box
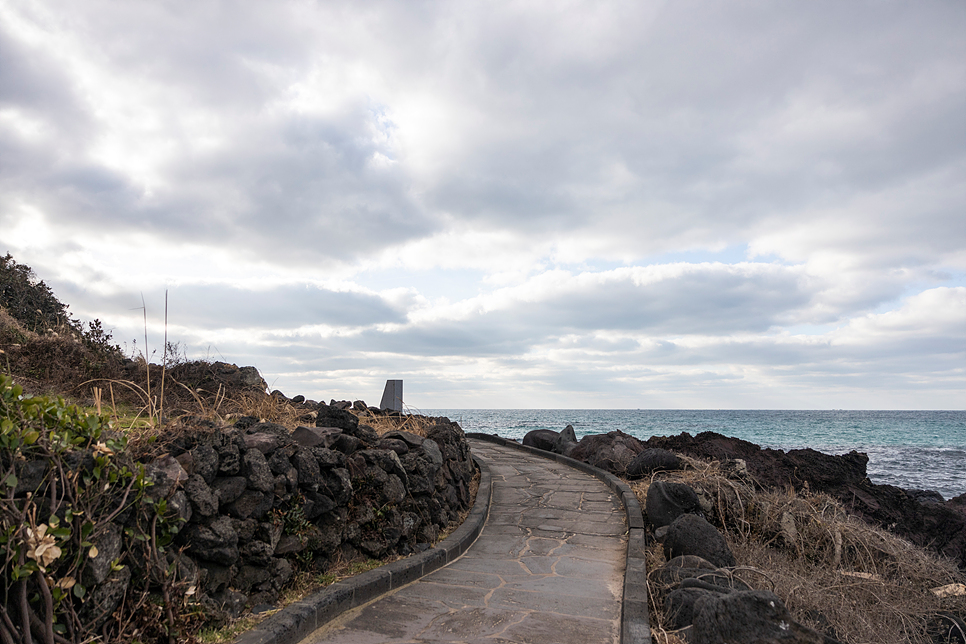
[519,425,966,644]
[522,426,966,571]
[643,430,966,571]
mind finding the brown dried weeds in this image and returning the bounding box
[631,458,966,643]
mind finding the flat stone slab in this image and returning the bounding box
[302,439,627,644]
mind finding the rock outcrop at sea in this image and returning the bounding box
[523,427,966,571]
[643,431,966,571]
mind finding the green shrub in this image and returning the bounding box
[0,372,189,644]
[0,253,73,334]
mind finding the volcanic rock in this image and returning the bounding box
[647,481,701,528]
[569,430,644,476]
[691,589,840,644]
[523,429,559,451]
[664,513,736,568]
[644,431,966,569]
[627,448,683,479]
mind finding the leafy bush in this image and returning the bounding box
[0,253,73,334]
[0,372,191,644]
[0,254,125,390]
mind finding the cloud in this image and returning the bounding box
[1,0,963,407]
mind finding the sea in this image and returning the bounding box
[423,409,966,501]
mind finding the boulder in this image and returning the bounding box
[666,587,723,629]
[378,437,410,455]
[293,447,324,491]
[292,426,342,449]
[316,406,359,432]
[197,560,236,595]
[242,432,281,454]
[401,448,441,495]
[382,430,426,449]
[234,416,259,431]
[426,423,470,470]
[647,481,701,528]
[257,521,283,552]
[358,449,409,486]
[651,555,749,593]
[353,424,380,446]
[232,517,258,542]
[313,446,346,469]
[190,443,219,483]
[186,474,219,517]
[225,490,273,520]
[216,440,241,476]
[627,448,683,479]
[302,491,337,519]
[13,459,47,496]
[78,566,131,630]
[182,516,239,565]
[63,448,95,475]
[664,514,736,568]
[228,365,267,390]
[168,490,193,524]
[559,424,577,443]
[274,534,305,556]
[271,557,294,589]
[239,540,275,567]
[267,446,296,475]
[144,455,188,499]
[212,476,247,505]
[211,588,247,618]
[332,433,363,455]
[553,424,578,456]
[248,421,289,436]
[421,438,444,468]
[909,489,945,504]
[523,429,559,452]
[691,589,840,644]
[242,448,275,493]
[82,523,123,586]
[321,468,353,505]
[569,430,644,475]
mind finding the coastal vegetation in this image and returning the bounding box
[633,456,966,643]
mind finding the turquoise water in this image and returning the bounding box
[425,409,966,500]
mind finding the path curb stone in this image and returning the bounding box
[466,432,652,644]
[232,454,493,644]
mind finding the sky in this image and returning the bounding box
[1,1,964,409]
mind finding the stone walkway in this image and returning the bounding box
[302,438,629,644]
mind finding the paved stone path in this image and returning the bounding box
[302,438,629,644]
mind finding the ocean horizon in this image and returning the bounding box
[423,408,966,500]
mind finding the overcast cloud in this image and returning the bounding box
[1,0,963,408]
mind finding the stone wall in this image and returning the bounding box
[149,407,475,614]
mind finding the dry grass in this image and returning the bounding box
[649,628,689,644]
[631,458,966,643]
[351,407,442,438]
[222,391,314,427]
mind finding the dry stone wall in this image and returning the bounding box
[148,407,475,614]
